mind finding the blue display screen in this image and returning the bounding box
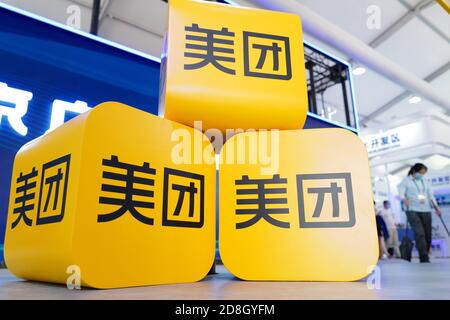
[0,5,161,252]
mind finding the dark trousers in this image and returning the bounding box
[406,211,432,261]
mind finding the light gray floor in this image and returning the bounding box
[1,259,450,299]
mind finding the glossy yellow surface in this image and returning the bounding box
[5,102,216,288]
[161,0,308,131]
[219,128,379,281]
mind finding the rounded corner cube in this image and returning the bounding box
[5,102,216,288]
[219,128,379,281]
[161,0,308,131]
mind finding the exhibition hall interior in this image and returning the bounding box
[0,0,449,301]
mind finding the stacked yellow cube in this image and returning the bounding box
[5,0,378,288]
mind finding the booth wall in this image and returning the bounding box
[0,5,356,262]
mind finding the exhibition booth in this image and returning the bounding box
[0,0,449,304]
[361,112,450,258]
[0,1,359,266]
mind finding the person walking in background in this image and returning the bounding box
[398,163,442,263]
[375,201,389,259]
[379,200,401,258]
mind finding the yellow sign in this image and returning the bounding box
[160,0,308,132]
[219,128,378,281]
[5,102,216,288]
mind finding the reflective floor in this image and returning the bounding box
[1,259,449,300]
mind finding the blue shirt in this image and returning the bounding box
[398,175,436,213]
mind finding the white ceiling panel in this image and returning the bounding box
[374,18,450,79]
[376,70,450,122]
[107,0,168,37]
[428,69,450,96]
[99,16,164,58]
[374,97,443,123]
[0,0,92,32]
[71,0,92,7]
[302,33,349,61]
[400,0,424,7]
[420,3,450,38]
[296,0,408,43]
[352,69,405,115]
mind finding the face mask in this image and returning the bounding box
[414,173,424,180]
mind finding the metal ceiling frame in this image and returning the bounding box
[362,61,450,126]
[368,0,448,49]
[89,0,100,34]
[248,0,450,114]
[359,0,450,125]
[398,0,449,44]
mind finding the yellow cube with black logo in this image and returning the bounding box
[219,128,379,281]
[4,102,216,288]
[159,0,308,131]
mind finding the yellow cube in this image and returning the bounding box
[160,0,308,131]
[5,102,216,288]
[219,128,379,281]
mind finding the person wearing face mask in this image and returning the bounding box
[398,163,442,263]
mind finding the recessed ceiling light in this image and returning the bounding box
[352,66,366,76]
[408,95,422,104]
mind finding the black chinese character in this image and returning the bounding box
[243,31,292,80]
[11,167,38,229]
[391,133,400,143]
[380,136,389,145]
[308,182,342,218]
[235,174,289,229]
[172,182,197,217]
[184,23,236,74]
[371,138,378,148]
[253,42,282,71]
[296,173,355,228]
[162,168,205,228]
[37,154,71,225]
[98,155,156,225]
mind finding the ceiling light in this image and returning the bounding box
[352,66,366,76]
[408,95,422,104]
